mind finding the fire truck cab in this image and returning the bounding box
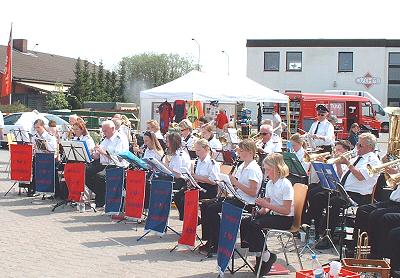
[280,92,381,139]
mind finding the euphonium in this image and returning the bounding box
[386,173,400,189]
[366,158,400,177]
[326,149,357,164]
[303,151,330,163]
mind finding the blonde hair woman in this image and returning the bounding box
[289,133,309,172]
[240,153,294,276]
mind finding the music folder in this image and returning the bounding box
[118,151,150,170]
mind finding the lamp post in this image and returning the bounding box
[191,38,201,71]
[221,50,230,75]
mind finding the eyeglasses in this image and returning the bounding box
[357,142,364,148]
[260,132,271,136]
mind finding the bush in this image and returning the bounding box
[0,102,31,113]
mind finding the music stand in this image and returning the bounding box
[118,151,150,171]
[310,162,340,256]
[283,152,308,184]
[52,140,94,212]
[11,128,31,144]
[136,157,179,241]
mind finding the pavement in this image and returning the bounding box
[0,134,388,277]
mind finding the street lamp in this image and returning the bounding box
[221,50,230,75]
[191,38,201,71]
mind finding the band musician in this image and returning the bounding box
[256,124,282,164]
[85,120,129,209]
[308,105,335,153]
[311,133,381,249]
[199,139,263,254]
[179,119,197,152]
[173,139,220,221]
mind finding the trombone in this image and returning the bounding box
[366,158,400,177]
[303,151,330,163]
[326,149,357,164]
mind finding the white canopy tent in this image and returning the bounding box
[139,70,288,130]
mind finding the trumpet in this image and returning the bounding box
[355,231,370,259]
[219,136,228,147]
[386,173,400,188]
[303,151,330,163]
[366,158,400,177]
[326,149,357,164]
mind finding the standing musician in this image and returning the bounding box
[313,133,381,249]
[240,153,294,276]
[179,119,197,152]
[199,139,263,254]
[173,139,220,221]
[85,120,129,209]
[308,104,335,153]
[272,110,283,137]
[256,125,282,163]
[353,165,400,260]
[28,119,58,197]
[72,121,95,152]
[163,132,191,190]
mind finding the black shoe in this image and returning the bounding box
[27,191,36,197]
[198,241,211,252]
[315,238,331,250]
[254,256,261,274]
[260,253,277,275]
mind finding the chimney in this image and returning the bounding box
[13,39,28,53]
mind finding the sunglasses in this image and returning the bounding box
[317,113,327,116]
[260,132,271,136]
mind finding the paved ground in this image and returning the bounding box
[0,134,388,277]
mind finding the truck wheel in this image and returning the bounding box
[381,122,389,133]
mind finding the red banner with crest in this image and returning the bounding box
[178,189,199,247]
[64,163,85,202]
[10,144,33,182]
[125,170,146,219]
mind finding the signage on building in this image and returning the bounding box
[355,72,381,90]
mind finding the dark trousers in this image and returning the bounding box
[85,159,107,207]
[388,227,400,272]
[368,212,400,258]
[200,197,253,247]
[173,183,218,221]
[240,214,293,253]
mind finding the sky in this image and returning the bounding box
[1,0,399,76]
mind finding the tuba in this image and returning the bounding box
[385,107,400,157]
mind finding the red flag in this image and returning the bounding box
[10,144,33,182]
[125,170,146,219]
[1,25,13,97]
[64,163,85,202]
[178,189,199,247]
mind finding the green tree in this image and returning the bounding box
[68,57,83,108]
[115,61,126,102]
[46,93,69,110]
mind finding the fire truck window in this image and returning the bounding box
[362,103,373,117]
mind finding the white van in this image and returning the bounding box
[324,90,390,132]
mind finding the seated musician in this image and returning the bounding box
[28,119,58,197]
[313,133,381,249]
[199,139,263,254]
[179,119,197,152]
[256,124,281,165]
[289,133,310,173]
[173,139,220,221]
[200,123,222,153]
[353,165,400,260]
[146,119,166,150]
[240,153,294,276]
[85,120,129,209]
[163,132,191,190]
[72,121,95,152]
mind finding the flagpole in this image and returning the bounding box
[8,23,13,105]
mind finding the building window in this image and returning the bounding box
[264,52,280,71]
[338,52,353,72]
[388,53,400,105]
[286,52,302,71]
[389,52,400,66]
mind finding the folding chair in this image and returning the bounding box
[256,183,308,277]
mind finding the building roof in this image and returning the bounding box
[246,39,400,48]
[0,45,80,85]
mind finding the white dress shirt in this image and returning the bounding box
[182,133,196,151]
[265,178,294,216]
[234,160,263,204]
[341,151,381,195]
[258,136,282,154]
[99,132,129,167]
[74,134,95,152]
[169,149,192,174]
[195,154,220,182]
[309,119,335,147]
[390,186,400,202]
[143,148,163,162]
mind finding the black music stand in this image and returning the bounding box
[136,158,180,241]
[52,140,94,212]
[310,162,340,256]
[11,128,31,144]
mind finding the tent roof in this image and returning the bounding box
[140,70,288,103]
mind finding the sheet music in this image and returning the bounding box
[218,173,244,202]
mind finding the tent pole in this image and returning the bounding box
[287,98,290,138]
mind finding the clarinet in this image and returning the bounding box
[251,178,268,220]
[229,157,240,175]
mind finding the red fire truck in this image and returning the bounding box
[278,92,381,139]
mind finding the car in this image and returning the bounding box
[1,112,69,144]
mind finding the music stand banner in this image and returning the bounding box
[125,170,146,219]
[105,167,124,214]
[178,189,199,247]
[35,153,55,193]
[64,163,85,202]
[217,202,244,277]
[10,144,33,182]
[144,179,173,234]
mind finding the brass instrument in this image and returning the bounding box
[298,128,317,152]
[303,151,330,163]
[386,173,400,189]
[385,107,400,157]
[326,149,357,164]
[355,231,370,259]
[219,136,228,147]
[366,158,400,177]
